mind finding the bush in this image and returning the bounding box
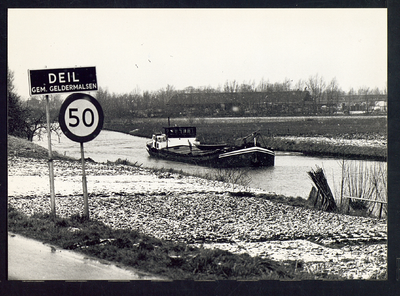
[205,167,251,190]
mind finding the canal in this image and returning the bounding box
[33,130,385,199]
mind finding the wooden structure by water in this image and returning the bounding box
[307,167,337,212]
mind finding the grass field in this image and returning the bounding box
[9,207,342,281]
[105,115,386,141]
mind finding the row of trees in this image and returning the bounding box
[8,66,386,141]
[95,74,386,118]
[95,85,176,119]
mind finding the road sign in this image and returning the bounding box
[29,66,97,95]
[59,93,104,143]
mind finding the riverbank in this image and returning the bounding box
[8,136,387,280]
[262,135,386,161]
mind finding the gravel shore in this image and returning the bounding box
[8,156,387,280]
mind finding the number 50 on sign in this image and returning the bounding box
[59,93,104,143]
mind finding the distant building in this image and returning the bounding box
[373,101,387,112]
[167,91,312,116]
[336,94,387,113]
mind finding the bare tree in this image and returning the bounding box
[184,86,196,93]
[358,86,372,113]
[224,80,239,92]
[371,87,380,95]
[305,74,326,113]
[294,79,306,91]
[325,77,341,114]
[256,77,270,92]
[282,77,292,91]
[239,80,255,92]
[25,94,63,141]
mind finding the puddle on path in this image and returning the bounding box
[8,233,166,281]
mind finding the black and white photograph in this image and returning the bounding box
[7,8,388,284]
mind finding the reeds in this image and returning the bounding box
[335,160,387,218]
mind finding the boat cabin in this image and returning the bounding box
[152,126,197,150]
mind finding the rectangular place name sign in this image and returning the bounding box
[29,66,98,95]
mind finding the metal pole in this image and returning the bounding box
[45,94,56,218]
[80,142,89,220]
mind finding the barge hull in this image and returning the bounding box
[146,144,274,168]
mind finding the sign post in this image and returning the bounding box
[45,94,56,218]
[59,93,104,220]
[28,66,99,219]
[80,142,89,218]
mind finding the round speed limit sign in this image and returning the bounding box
[59,93,104,143]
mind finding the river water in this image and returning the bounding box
[33,130,385,199]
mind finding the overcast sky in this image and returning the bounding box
[8,9,387,99]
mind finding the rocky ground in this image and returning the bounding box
[8,156,387,280]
